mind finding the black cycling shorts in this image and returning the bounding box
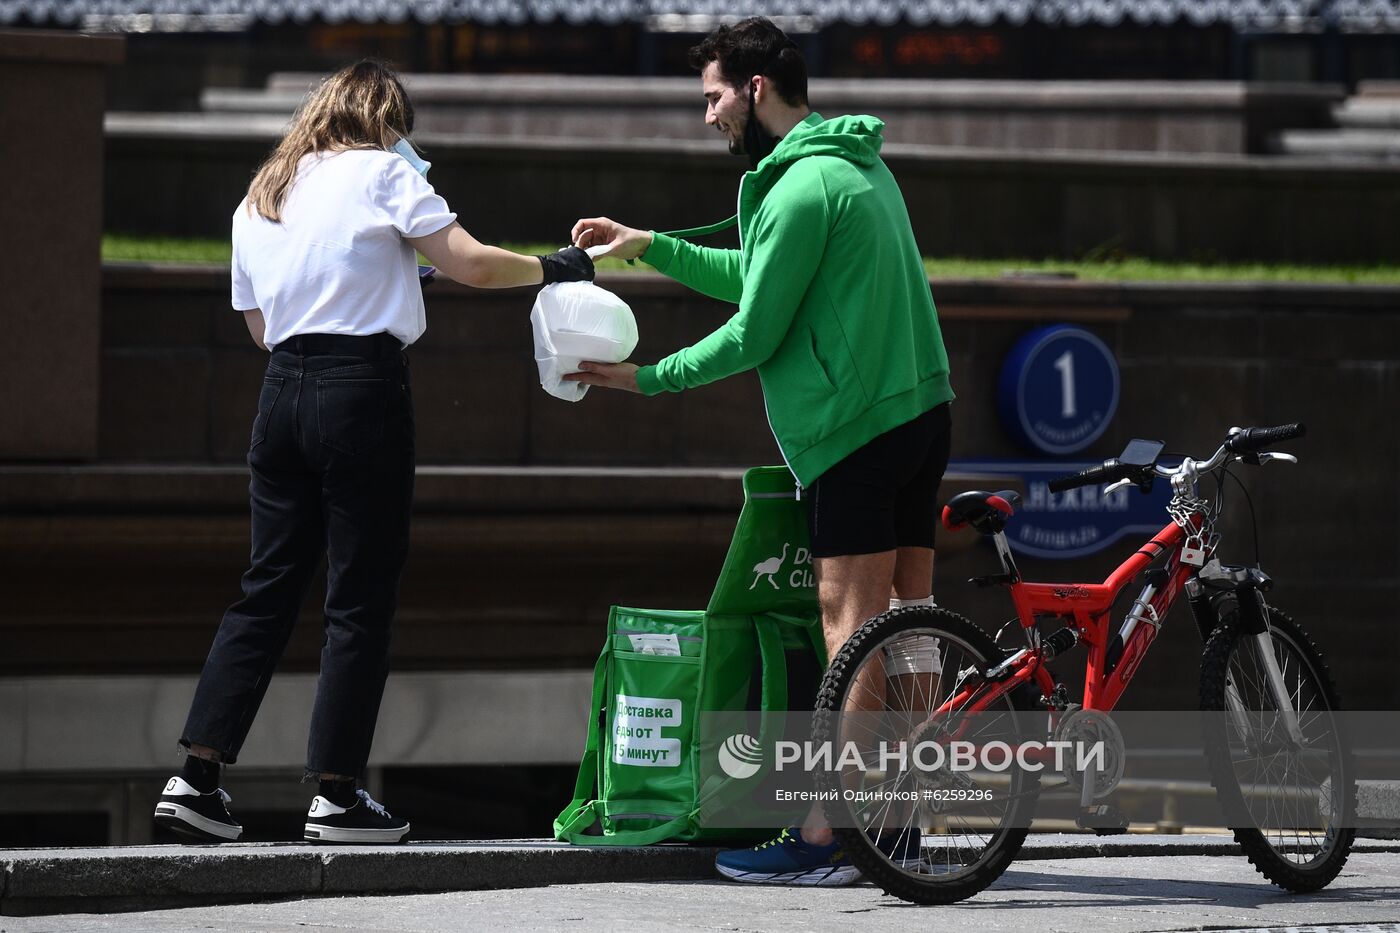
[804,403,953,559]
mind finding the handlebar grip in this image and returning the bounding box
[1048,460,1122,493]
[1225,423,1306,455]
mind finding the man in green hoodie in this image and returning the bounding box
[568,17,954,885]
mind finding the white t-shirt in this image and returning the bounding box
[231,149,456,348]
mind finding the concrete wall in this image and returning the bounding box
[4,266,1396,842]
[0,29,124,459]
[103,126,1400,263]
[0,669,594,844]
[3,267,1397,712]
[0,671,593,772]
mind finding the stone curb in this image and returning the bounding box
[0,842,721,917]
[5,836,1400,917]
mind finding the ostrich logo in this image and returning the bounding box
[749,542,790,590]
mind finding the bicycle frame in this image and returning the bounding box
[944,515,1204,717]
[1015,518,1200,711]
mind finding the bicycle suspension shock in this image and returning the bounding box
[1041,626,1078,661]
[1105,571,1165,676]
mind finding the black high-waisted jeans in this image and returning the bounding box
[181,333,414,778]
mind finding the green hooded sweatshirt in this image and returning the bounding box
[636,112,954,487]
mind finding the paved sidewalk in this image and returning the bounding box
[4,835,1400,918]
[6,851,1400,932]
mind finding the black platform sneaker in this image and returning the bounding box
[153,776,242,842]
[304,788,409,844]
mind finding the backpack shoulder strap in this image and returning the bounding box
[553,649,610,841]
[659,215,738,239]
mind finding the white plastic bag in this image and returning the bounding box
[530,281,639,402]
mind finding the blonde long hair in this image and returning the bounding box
[246,59,416,223]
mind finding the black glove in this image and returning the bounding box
[538,246,595,284]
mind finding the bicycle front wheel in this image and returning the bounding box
[812,606,1040,904]
[1199,602,1356,892]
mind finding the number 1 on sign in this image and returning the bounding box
[1053,350,1077,419]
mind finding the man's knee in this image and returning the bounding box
[816,551,896,607]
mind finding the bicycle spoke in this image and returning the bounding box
[1221,623,1343,866]
[825,620,1032,885]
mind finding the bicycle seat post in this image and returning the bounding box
[990,529,1021,587]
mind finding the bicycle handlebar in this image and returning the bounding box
[1047,461,1126,493]
[1224,423,1306,455]
[1048,422,1305,495]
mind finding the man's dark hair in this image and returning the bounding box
[688,17,808,107]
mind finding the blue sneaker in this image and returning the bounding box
[714,828,859,886]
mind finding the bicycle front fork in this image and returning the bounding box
[1237,587,1307,747]
[1187,564,1305,747]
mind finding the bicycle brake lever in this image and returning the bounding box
[1103,478,1133,496]
[1256,452,1298,465]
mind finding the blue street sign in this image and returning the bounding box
[998,325,1120,456]
[952,459,1175,560]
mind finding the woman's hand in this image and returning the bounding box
[538,246,595,284]
[571,217,653,262]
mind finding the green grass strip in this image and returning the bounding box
[102,234,1400,285]
[103,234,232,264]
[918,256,1400,285]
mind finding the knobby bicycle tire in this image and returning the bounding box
[1198,603,1356,892]
[812,606,1040,904]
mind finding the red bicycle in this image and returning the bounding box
[811,423,1355,904]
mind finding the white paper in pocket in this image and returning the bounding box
[530,282,639,401]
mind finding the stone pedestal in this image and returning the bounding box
[0,29,124,460]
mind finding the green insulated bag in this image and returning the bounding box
[704,466,819,618]
[554,467,825,846]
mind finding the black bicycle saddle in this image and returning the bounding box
[941,490,1023,536]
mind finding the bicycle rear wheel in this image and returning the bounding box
[812,606,1040,904]
[1198,603,1355,892]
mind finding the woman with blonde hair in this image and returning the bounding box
[153,60,592,844]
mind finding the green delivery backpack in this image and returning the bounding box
[554,467,826,846]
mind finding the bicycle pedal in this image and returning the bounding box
[1076,805,1130,835]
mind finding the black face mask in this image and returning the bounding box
[742,78,780,171]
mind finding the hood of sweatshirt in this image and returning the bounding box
[751,112,885,179]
